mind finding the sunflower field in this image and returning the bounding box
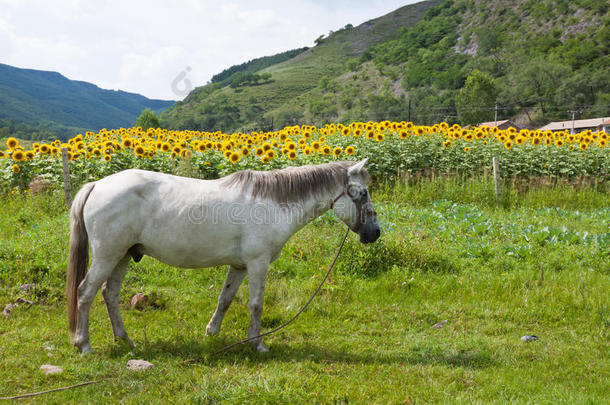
[1,121,608,193]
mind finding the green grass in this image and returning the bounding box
[0,181,608,403]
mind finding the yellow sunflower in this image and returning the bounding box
[227,152,240,163]
[11,150,25,161]
[6,137,18,149]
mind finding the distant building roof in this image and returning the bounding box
[478,120,510,127]
[539,117,610,131]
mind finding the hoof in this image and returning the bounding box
[116,336,135,349]
[206,323,220,336]
[78,343,94,355]
[255,342,269,353]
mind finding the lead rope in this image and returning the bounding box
[1,227,350,399]
[208,226,351,357]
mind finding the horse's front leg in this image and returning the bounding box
[206,266,247,336]
[246,257,270,352]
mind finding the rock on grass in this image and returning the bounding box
[130,293,149,310]
[40,365,63,375]
[127,359,155,371]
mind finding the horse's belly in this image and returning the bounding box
[148,252,243,269]
[139,230,245,269]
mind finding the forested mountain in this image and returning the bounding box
[0,63,174,140]
[161,0,442,131]
[161,0,609,131]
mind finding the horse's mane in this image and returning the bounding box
[222,161,368,203]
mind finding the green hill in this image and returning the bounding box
[0,63,174,140]
[161,0,441,131]
[162,0,609,131]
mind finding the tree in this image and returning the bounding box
[456,69,497,125]
[368,92,409,122]
[275,107,304,128]
[505,58,569,118]
[309,98,337,124]
[318,75,331,91]
[136,109,161,130]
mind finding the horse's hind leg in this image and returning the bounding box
[246,258,270,352]
[206,266,246,336]
[75,256,121,354]
[102,254,133,348]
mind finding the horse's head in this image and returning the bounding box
[331,158,380,244]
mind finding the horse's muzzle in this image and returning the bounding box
[359,220,381,244]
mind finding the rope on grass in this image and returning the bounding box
[183,225,351,363]
[0,380,102,400]
[3,226,351,397]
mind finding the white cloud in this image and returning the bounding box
[0,0,419,100]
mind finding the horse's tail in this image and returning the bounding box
[67,182,96,341]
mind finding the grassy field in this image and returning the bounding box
[0,179,608,403]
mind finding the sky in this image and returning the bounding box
[0,0,420,100]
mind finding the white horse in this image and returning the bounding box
[67,159,380,354]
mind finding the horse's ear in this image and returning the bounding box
[347,158,368,176]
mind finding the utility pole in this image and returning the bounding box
[494,103,498,128]
[567,110,581,134]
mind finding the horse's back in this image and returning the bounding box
[82,169,244,267]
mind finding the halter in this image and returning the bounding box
[330,190,347,209]
[329,185,370,232]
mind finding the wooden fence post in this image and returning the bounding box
[492,156,501,202]
[61,147,72,208]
